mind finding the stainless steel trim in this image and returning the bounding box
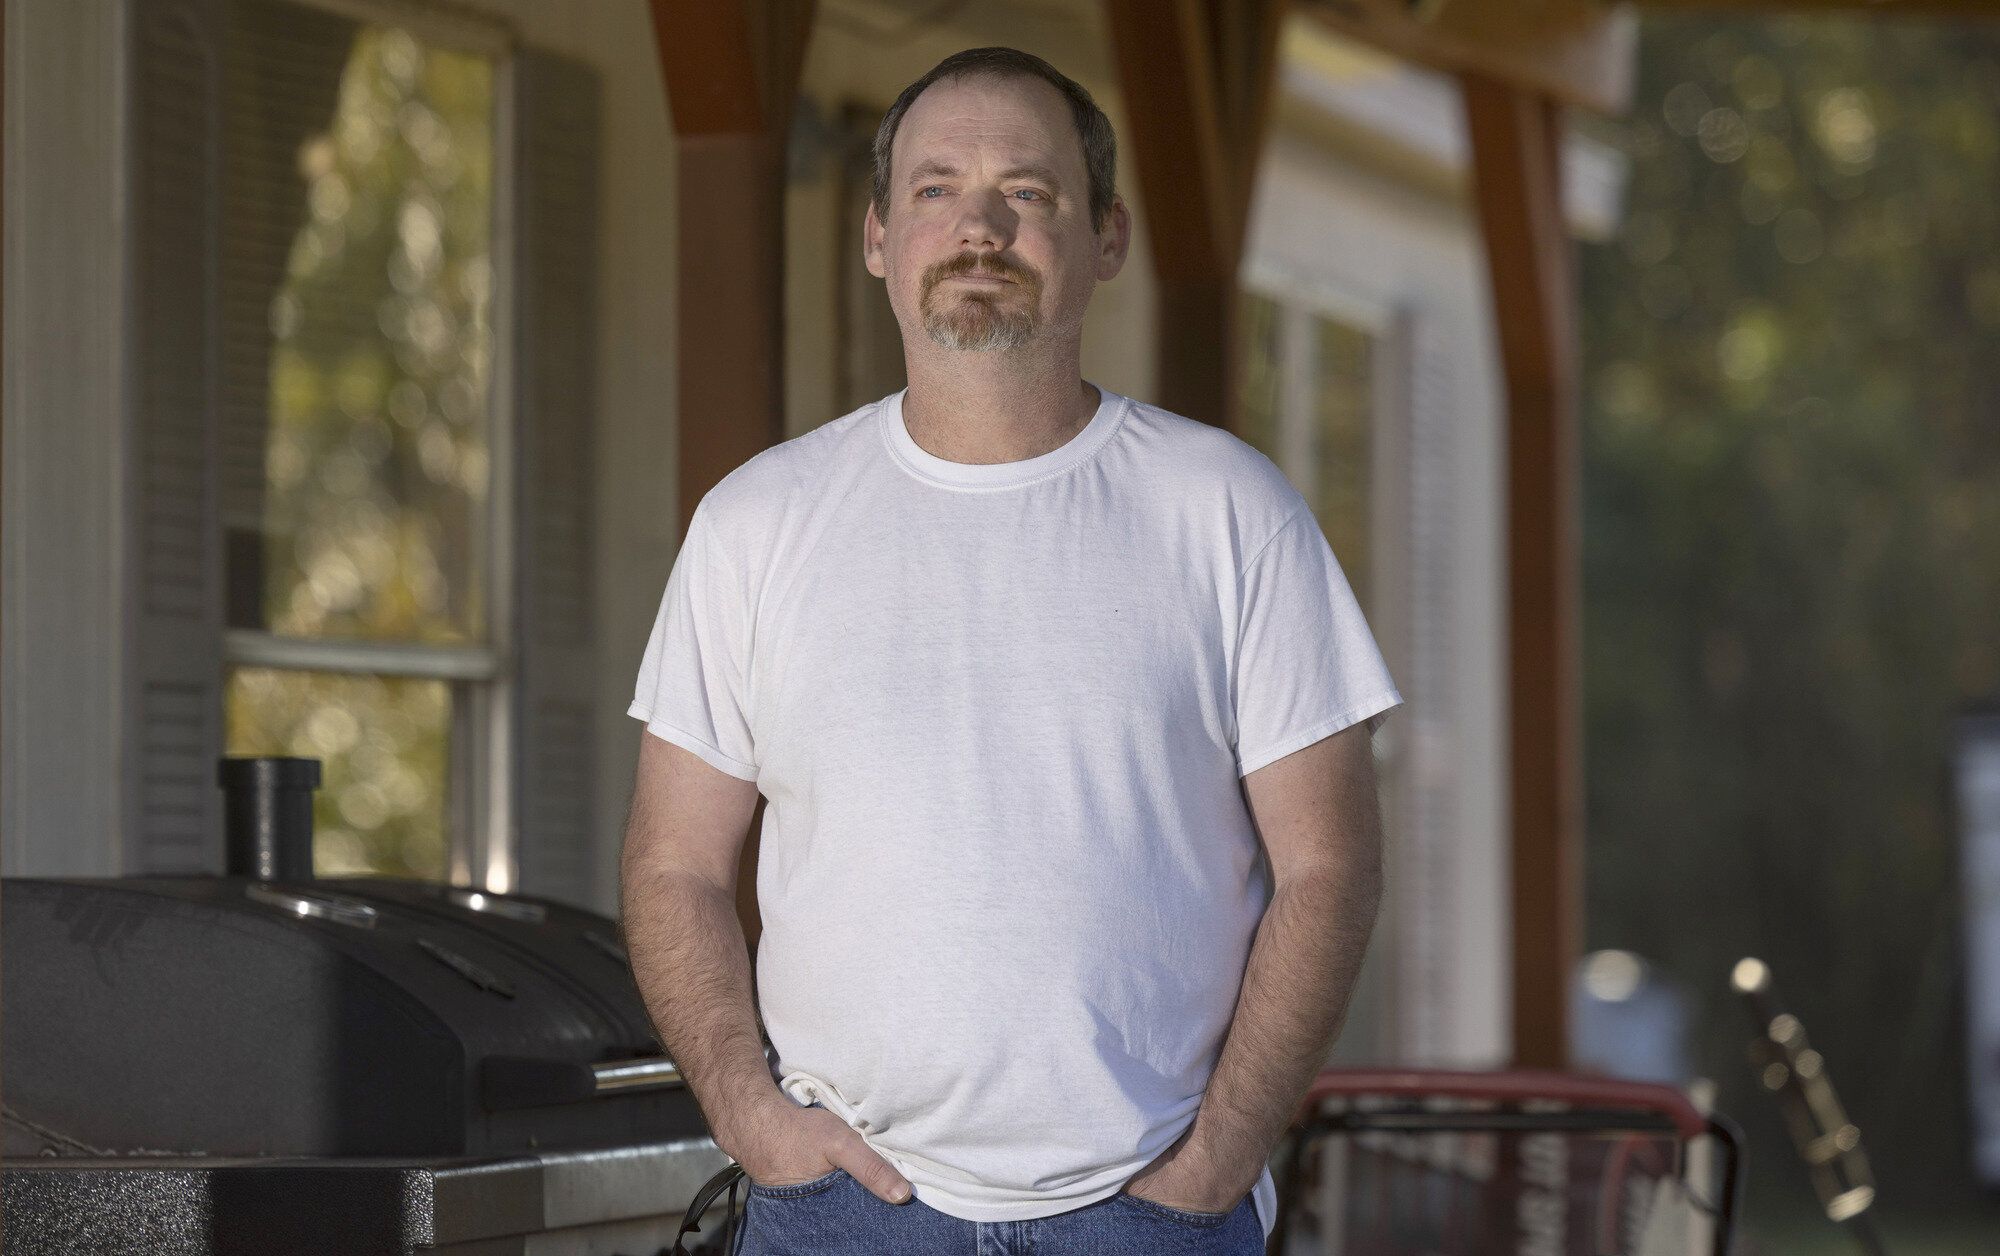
[244,883,380,928]
[591,1057,684,1093]
[447,886,547,923]
[479,38,521,899]
[223,629,501,681]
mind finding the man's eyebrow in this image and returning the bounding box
[904,160,1065,189]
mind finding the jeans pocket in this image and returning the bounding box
[746,1166,849,1198]
[1112,1190,1236,1227]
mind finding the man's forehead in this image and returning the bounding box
[895,73,1076,165]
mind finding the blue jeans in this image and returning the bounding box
[727,1164,1262,1255]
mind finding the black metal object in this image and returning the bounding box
[1,753,765,1252]
[1,874,703,1159]
[218,755,320,882]
[671,1162,748,1256]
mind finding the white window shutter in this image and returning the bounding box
[509,47,601,906]
[129,0,227,874]
[216,0,355,628]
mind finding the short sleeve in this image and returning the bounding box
[627,499,759,781]
[1232,508,1404,777]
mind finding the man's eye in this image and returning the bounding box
[918,187,944,198]
[1013,189,1044,202]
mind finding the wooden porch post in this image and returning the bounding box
[649,0,814,953]
[1461,71,1584,1070]
[649,0,813,538]
[1106,0,1289,431]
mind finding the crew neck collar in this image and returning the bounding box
[879,382,1129,490]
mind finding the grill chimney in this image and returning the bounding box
[218,756,321,881]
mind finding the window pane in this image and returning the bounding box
[223,667,453,880]
[1239,289,1284,458]
[222,9,497,646]
[1310,315,1374,611]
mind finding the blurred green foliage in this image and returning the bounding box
[1578,10,2000,1236]
[223,19,495,881]
[224,668,451,879]
[255,22,494,646]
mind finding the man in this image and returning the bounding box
[623,46,1400,1255]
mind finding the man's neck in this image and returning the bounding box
[900,352,1100,466]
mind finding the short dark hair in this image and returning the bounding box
[872,47,1118,234]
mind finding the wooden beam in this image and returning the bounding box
[651,0,813,540]
[1461,71,1584,1071]
[1305,0,1637,115]
[664,128,786,531]
[649,0,814,960]
[1106,0,1289,430]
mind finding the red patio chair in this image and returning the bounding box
[1268,1067,1743,1256]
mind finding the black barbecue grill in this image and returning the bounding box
[2,757,741,1255]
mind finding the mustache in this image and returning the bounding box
[930,253,1035,285]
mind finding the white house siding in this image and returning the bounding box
[2,0,131,878]
[1245,123,1509,1068]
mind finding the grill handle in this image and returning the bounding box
[480,1054,685,1111]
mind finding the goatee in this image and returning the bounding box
[919,254,1041,351]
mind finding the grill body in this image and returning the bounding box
[2,875,708,1159]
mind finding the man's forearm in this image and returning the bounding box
[619,860,785,1157]
[1181,862,1383,1193]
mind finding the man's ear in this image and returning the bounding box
[1096,194,1132,282]
[864,199,887,280]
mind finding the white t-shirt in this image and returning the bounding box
[629,381,1403,1241]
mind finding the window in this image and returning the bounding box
[125,0,598,898]
[1238,283,1381,615]
[1239,274,1407,1065]
[216,2,505,882]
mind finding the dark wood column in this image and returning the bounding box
[650,0,813,539]
[649,0,814,953]
[1462,71,1584,1071]
[1106,0,1289,431]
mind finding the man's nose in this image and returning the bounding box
[955,189,1016,251]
